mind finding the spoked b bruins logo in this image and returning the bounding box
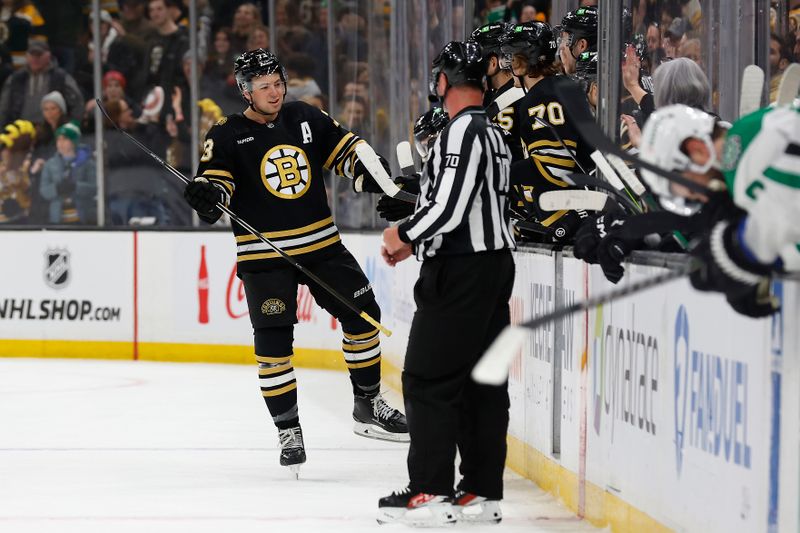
[261,144,311,199]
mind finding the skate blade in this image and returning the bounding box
[455,501,502,524]
[286,464,301,480]
[377,504,456,527]
[353,422,410,443]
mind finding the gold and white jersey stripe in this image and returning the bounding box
[235,216,341,262]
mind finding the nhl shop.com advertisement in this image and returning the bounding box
[0,232,132,341]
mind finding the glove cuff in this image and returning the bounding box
[710,221,766,286]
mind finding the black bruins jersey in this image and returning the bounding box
[510,76,593,241]
[196,101,362,272]
[515,75,593,184]
[485,79,525,163]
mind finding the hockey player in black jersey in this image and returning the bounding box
[501,21,590,243]
[470,22,525,163]
[558,5,598,75]
[182,49,408,476]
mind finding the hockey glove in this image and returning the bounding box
[689,218,779,317]
[595,235,629,284]
[376,174,420,222]
[573,212,626,264]
[184,177,225,224]
[353,154,391,194]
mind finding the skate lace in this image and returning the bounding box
[278,426,303,450]
[372,394,401,422]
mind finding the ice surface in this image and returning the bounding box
[0,358,599,532]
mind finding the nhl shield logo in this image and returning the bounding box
[44,248,70,289]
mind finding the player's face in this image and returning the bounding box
[248,73,285,116]
[559,31,577,74]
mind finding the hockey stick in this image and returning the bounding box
[472,266,687,385]
[590,150,643,212]
[96,98,392,337]
[776,63,800,106]
[563,173,640,214]
[538,189,622,212]
[396,140,417,175]
[553,76,712,195]
[485,86,526,120]
[739,64,765,116]
[355,143,417,204]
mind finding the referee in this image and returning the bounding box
[378,41,516,525]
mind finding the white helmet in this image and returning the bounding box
[639,104,718,214]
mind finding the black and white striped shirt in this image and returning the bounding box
[398,106,516,259]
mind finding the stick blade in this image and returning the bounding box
[739,65,765,116]
[471,326,526,385]
[776,63,800,106]
[396,141,416,175]
[539,189,610,211]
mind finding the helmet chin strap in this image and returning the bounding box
[245,93,274,117]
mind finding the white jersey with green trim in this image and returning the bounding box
[722,105,800,269]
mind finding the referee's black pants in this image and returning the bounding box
[402,249,514,500]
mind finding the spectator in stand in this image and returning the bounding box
[229,2,262,55]
[246,25,269,52]
[32,90,68,165]
[769,33,795,103]
[0,120,34,223]
[285,53,322,103]
[0,0,46,70]
[118,0,156,43]
[203,27,240,114]
[143,0,189,113]
[337,95,367,136]
[39,122,97,225]
[83,71,142,129]
[678,38,702,68]
[31,0,82,74]
[0,41,83,125]
[519,1,547,23]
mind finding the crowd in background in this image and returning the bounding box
[0,0,795,229]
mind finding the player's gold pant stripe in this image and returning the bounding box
[236,217,334,242]
[262,382,298,397]
[343,336,380,351]
[346,356,381,369]
[202,169,235,179]
[238,235,341,262]
[540,210,568,227]
[258,363,292,376]
[533,158,569,188]
[532,154,576,168]
[255,354,291,364]
[344,329,379,341]
[324,132,355,169]
[528,139,577,150]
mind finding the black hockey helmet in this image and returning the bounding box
[429,41,486,98]
[573,50,598,92]
[233,48,287,95]
[560,5,598,50]
[413,106,450,160]
[499,22,557,66]
[470,22,513,59]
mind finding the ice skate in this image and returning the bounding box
[453,490,502,524]
[278,425,306,479]
[353,392,409,442]
[377,486,456,527]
